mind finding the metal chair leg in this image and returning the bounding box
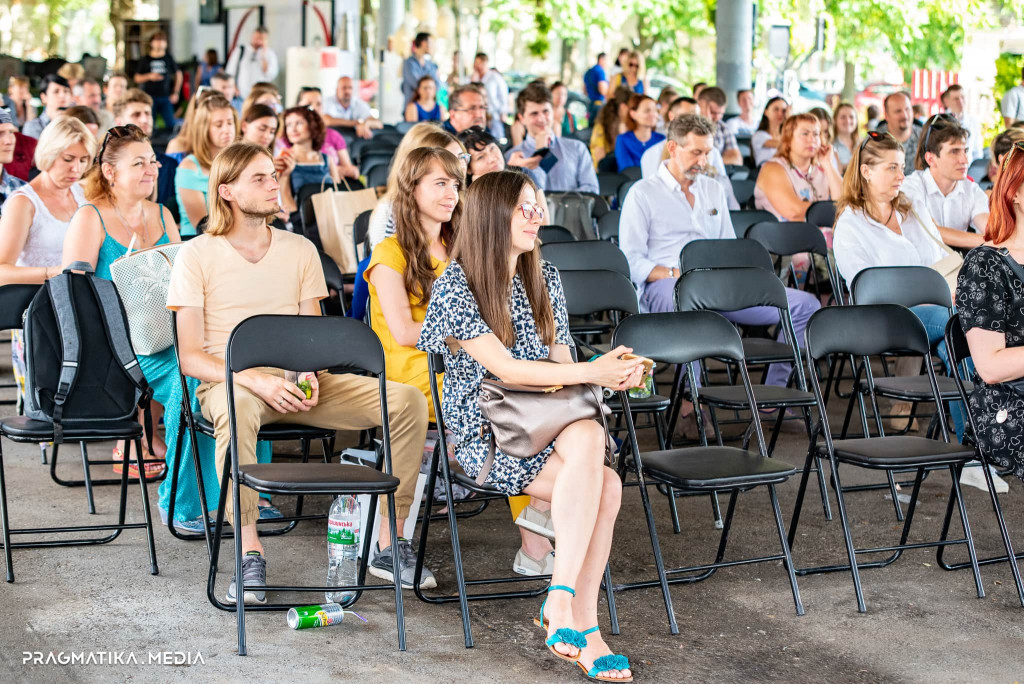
[769,483,804,615]
[133,438,159,576]
[827,458,868,613]
[80,442,96,514]
[0,440,13,582]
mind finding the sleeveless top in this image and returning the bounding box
[174,154,208,236]
[289,153,332,195]
[415,101,441,122]
[754,156,831,221]
[84,203,170,280]
[12,183,86,268]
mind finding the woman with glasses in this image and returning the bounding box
[609,50,646,95]
[418,170,639,681]
[404,75,447,123]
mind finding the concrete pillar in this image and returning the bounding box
[715,0,753,114]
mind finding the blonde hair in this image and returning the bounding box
[836,132,912,227]
[383,123,464,202]
[169,89,223,156]
[205,142,274,236]
[34,117,97,171]
[187,92,238,169]
[241,83,281,117]
[57,62,86,83]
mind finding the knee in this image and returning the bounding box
[388,382,428,423]
[557,420,607,471]
[600,467,622,513]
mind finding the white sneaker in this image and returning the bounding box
[960,464,1010,494]
[515,505,555,541]
[513,549,555,576]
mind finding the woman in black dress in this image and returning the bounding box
[956,142,1024,480]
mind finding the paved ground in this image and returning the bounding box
[0,370,1022,683]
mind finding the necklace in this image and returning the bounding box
[112,199,148,247]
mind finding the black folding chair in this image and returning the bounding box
[732,179,755,208]
[613,311,804,632]
[415,351,619,648]
[616,179,636,208]
[597,209,620,242]
[790,304,984,613]
[366,163,390,188]
[538,225,575,243]
[806,200,836,228]
[729,209,777,239]
[318,251,347,316]
[746,220,839,297]
[0,282,158,583]
[163,312,335,552]
[207,315,406,655]
[541,239,630,280]
[937,314,1024,606]
[597,172,630,198]
[620,166,642,181]
[725,164,750,180]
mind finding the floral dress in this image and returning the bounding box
[956,245,1024,480]
[417,260,572,495]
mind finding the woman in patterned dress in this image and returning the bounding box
[418,170,640,680]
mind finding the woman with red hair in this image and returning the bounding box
[957,141,1024,483]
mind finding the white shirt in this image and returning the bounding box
[727,114,758,137]
[620,161,734,294]
[953,112,984,162]
[751,130,775,166]
[480,70,509,118]
[324,95,372,122]
[225,44,279,97]
[832,200,948,285]
[901,169,989,233]
[640,141,739,210]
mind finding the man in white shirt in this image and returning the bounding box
[322,76,383,139]
[901,116,986,250]
[621,114,820,387]
[641,96,738,210]
[726,89,759,137]
[941,85,983,162]
[471,53,509,140]
[1001,66,1024,127]
[225,26,279,98]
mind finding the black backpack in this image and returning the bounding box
[23,263,151,443]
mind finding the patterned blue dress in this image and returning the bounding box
[417,260,572,495]
[87,203,272,521]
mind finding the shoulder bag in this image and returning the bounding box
[910,207,963,297]
[108,235,182,356]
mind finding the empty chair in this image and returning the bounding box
[541,239,630,279]
[728,209,777,239]
[732,179,755,208]
[598,171,630,198]
[621,166,642,181]
[597,209,621,242]
[538,225,575,244]
[747,220,837,295]
[806,200,836,228]
[617,179,636,208]
[725,164,750,181]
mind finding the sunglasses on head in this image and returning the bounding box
[921,113,958,158]
[859,129,885,152]
[96,124,144,164]
[1002,140,1024,171]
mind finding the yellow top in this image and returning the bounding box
[365,236,446,420]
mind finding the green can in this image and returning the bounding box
[287,603,345,629]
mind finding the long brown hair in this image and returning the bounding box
[452,170,555,347]
[205,142,273,236]
[188,92,238,169]
[836,131,912,226]
[391,147,464,305]
[83,124,150,202]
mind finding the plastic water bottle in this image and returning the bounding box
[326,495,360,603]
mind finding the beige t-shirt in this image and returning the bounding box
[166,228,328,358]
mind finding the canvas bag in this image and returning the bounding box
[312,177,378,273]
[108,233,181,355]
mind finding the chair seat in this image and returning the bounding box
[607,393,671,412]
[641,446,796,489]
[238,462,399,494]
[741,338,795,364]
[817,436,975,468]
[0,415,143,441]
[871,375,972,399]
[452,471,504,495]
[699,384,815,408]
[192,414,335,440]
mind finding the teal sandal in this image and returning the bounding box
[576,627,633,682]
[534,585,587,662]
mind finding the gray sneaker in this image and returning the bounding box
[226,552,267,604]
[369,538,437,590]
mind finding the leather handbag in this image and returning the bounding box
[108,239,182,356]
[476,373,612,486]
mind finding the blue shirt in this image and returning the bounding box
[155,152,179,224]
[402,56,440,104]
[506,133,599,194]
[584,64,607,103]
[0,169,26,210]
[614,130,665,172]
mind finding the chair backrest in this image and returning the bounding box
[804,304,930,361]
[541,240,630,279]
[360,152,394,174]
[574,127,593,145]
[559,269,639,317]
[546,191,610,219]
[0,284,40,330]
[616,179,636,208]
[226,315,384,376]
[597,209,620,241]
[613,310,745,366]
[674,266,789,313]
[679,238,775,273]
[318,250,345,292]
[621,166,642,181]
[806,200,836,228]
[366,164,390,189]
[967,158,989,183]
[353,209,373,259]
[538,225,575,244]
[730,209,777,238]
[850,265,952,309]
[747,221,827,257]
[945,313,972,370]
[598,172,630,197]
[725,165,750,181]
[732,179,755,207]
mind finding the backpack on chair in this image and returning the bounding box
[22,262,152,444]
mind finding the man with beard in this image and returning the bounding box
[876,92,921,175]
[169,142,429,604]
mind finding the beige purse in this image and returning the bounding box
[108,235,181,356]
[912,208,963,296]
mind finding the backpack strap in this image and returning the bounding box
[44,274,82,444]
[81,276,151,403]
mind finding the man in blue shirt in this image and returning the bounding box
[505,82,598,194]
[402,33,440,105]
[583,53,608,120]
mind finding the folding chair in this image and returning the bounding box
[616,179,636,208]
[937,314,1024,606]
[0,285,42,462]
[620,166,642,181]
[597,172,630,198]
[541,239,630,280]
[538,225,575,244]
[790,304,984,613]
[0,282,158,583]
[366,163,390,189]
[725,164,750,180]
[746,220,839,296]
[163,312,335,552]
[206,315,406,655]
[732,179,755,208]
[806,200,836,228]
[318,251,347,316]
[729,209,777,239]
[415,351,619,648]
[597,209,620,242]
[613,310,804,632]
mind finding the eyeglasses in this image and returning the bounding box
[628,62,639,68]
[96,124,143,164]
[519,202,545,221]
[455,105,488,113]
[921,113,958,157]
[457,152,472,166]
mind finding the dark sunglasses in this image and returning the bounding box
[859,129,885,152]
[96,124,144,164]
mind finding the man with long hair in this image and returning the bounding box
[168,142,430,603]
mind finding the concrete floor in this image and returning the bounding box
[0,379,1023,683]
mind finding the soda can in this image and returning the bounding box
[287,603,345,629]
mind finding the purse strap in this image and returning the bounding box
[997,247,1024,284]
[911,206,959,260]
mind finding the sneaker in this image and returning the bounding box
[515,505,555,541]
[369,538,437,590]
[226,552,268,605]
[960,464,1010,494]
[513,548,554,576]
[257,503,283,520]
[158,506,210,534]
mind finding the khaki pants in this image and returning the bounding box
[197,371,428,529]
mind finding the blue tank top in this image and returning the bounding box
[415,101,441,122]
[86,203,169,280]
[289,153,331,195]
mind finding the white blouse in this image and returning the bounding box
[833,199,949,285]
